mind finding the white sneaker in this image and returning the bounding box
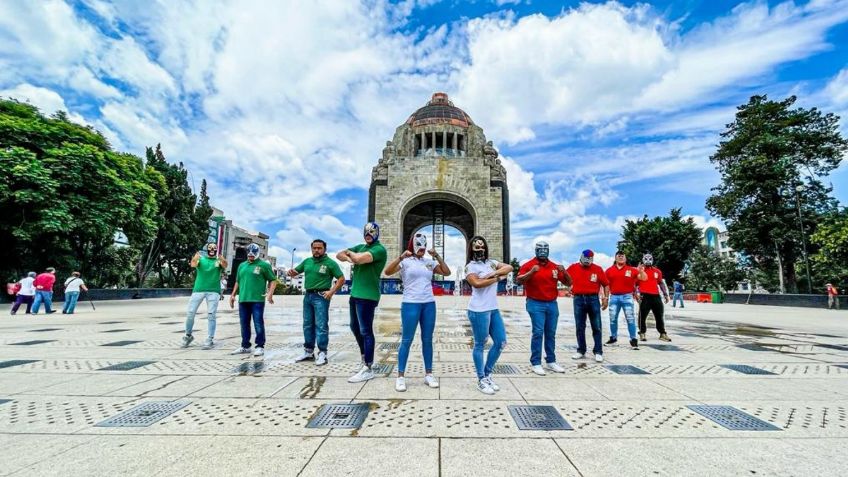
[594,354,604,363]
[545,362,566,373]
[295,350,314,362]
[571,352,585,360]
[230,347,250,355]
[482,376,500,392]
[531,365,546,376]
[477,379,495,395]
[181,334,194,348]
[201,337,214,350]
[348,365,375,383]
[253,347,264,357]
[395,377,407,392]
[315,351,327,366]
[424,374,439,388]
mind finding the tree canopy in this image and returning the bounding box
[618,208,702,281]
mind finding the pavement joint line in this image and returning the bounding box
[268,376,300,398]
[553,437,585,477]
[297,435,329,477]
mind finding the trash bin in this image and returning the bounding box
[709,290,723,303]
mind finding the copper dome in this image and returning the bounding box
[406,93,474,128]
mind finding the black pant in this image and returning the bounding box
[349,297,378,366]
[639,294,666,334]
[11,295,34,314]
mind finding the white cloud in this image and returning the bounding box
[826,67,848,105]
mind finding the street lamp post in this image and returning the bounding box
[289,247,297,289]
[794,185,813,294]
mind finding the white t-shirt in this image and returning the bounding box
[64,277,85,293]
[18,277,35,296]
[399,257,437,303]
[465,259,500,312]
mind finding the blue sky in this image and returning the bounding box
[1,0,847,276]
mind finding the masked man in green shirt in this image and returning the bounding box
[229,243,277,357]
[183,242,228,350]
[337,221,387,383]
[288,239,345,366]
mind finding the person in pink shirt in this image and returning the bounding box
[31,267,57,315]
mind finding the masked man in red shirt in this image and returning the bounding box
[636,253,671,342]
[516,241,573,376]
[566,249,610,363]
[605,251,647,350]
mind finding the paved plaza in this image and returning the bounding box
[0,295,847,476]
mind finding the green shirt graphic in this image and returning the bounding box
[236,259,277,302]
[295,255,344,291]
[348,242,387,301]
[193,256,223,293]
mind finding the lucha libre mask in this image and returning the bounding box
[535,241,550,260]
[206,243,217,258]
[472,238,486,261]
[413,233,427,255]
[246,243,260,259]
[579,249,594,267]
[364,222,380,242]
[642,253,654,266]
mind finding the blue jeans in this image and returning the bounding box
[350,297,378,366]
[63,291,80,314]
[672,292,684,308]
[573,295,603,355]
[303,292,331,352]
[238,302,266,348]
[31,291,54,314]
[608,294,636,340]
[186,292,220,338]
[526,298,559,365]
[468,309,507,379]
[398,301,436,373]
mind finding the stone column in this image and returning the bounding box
[442,131,447,154]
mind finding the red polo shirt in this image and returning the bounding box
[606,264,639,295]
[638,267,663,295]
[34,273,56,291]
[566,263,609,295]
[519,258,563,302]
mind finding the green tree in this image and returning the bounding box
[810,207,848,291]
[706,95,847,293]
[618,208,702,281]
[685,245,745,291]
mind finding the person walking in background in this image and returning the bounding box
[605,251,646,350]
[337,222,388,383]
[672,279,685,308]
[516,241,572,376]
[183,243,228,350]
[220,274,228,301]
[384,232,450,391]
[827,283,840,310]
[62,272,88,315]
[31,267,57,315]
[464,236,513,395]
[229,243,277,357]
[289,239,346,366]
[567,250,610,363]
[637,253,672,342]
[10,272,36,315]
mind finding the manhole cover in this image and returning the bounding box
[101,329,131,333]
[643,344,685,352]
[29,328,62,332]
[99,321,124,324]
[493,364,520,374]
[101,341,143,347]
[379,343,400,351]
[96,401,190,427]
[687,405,781,431]
[307,403,370,429]
[508,405,573,430]
[0,399,11,405]
[370,363,393,374]
[97,361,156,371]
[720,364,776,375]
[0,360,40,369]
[605,365,650,375]
[159,322,181,325]
[10,340,56,346]
[233,362,266,375]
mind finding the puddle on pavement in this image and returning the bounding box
[299,376,326,399]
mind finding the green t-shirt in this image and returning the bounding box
[193,256,223,293]
[349,242,387,301]
[295,255,344,291]
[236,259,277,302]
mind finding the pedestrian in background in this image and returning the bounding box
[62,272,88,314]
[827,283,840,310]
[31,267,57,315]
[10,272,36,315]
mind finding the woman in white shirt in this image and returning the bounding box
[10,272,36,315]
[384,233,451,392]
[464,236,513,395]
[62,272,88,314]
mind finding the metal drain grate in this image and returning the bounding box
[835,364,848,370]
[644,344,685,352]
[96,401,190,427]
[29,328,62,332]
[736,343,770,352]
[233,361,266,375]
[508,405,573,430]
[0,399,11,405]
[720,364,777,375]
[99,321,124,324]
[100,341,143,347]
[307,403,370,429]
[101,329,131,333]
[687,405,780,431]
[10,340,56,346]
[370,363,393,374]
[493,364,520,375]
[816,343,848,352]
[605,365,650,375]
[379,343,400,351]
[97,361,156,371]
[0,360,40,369]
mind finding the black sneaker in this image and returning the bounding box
[629,338,639,349]
[604,338,617,346]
